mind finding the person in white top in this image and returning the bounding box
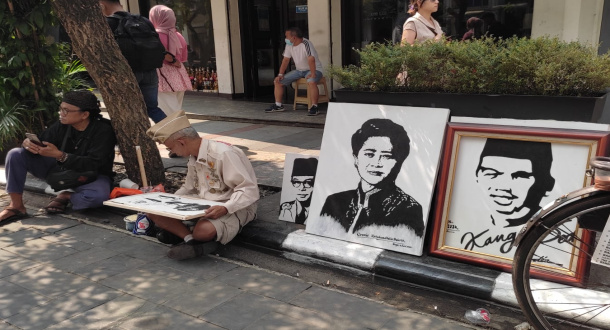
[265,27,324,116]
[401,0,444,45]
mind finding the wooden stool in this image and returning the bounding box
[292,77,329,109]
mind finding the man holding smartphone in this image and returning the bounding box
[0,90,117,224]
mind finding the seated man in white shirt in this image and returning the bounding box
[146,111,259,260]
[264,27,324,116]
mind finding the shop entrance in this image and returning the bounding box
[239,0,308,101]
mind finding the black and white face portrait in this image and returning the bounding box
[477,156,535,216]
[291,176,315,202]
[306,103,449,256]
[279,154,319,224]
[443,134,590,259]
[474,139,555,227]
[355,136,397,187]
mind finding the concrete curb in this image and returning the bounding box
[236,219,511,304]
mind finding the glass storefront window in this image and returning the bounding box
[342,0,535,66]
[148,0,216,70]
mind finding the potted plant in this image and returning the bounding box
[329,37,610,122]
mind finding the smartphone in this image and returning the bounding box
[25,133,44,147]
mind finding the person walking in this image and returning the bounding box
[264,27,324,116]
[149,5,192,116]
[99,0,167,123]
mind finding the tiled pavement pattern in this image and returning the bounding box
[0,215,476,330]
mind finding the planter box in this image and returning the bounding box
[334,89,608,123]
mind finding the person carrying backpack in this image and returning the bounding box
[99,0,167,123]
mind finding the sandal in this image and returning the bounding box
[0,207,29,225]
[44,197,70,214]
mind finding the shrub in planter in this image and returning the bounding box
[329,37,610,97]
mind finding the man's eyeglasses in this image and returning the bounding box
[292,179,314,189]
[59,106,82,115]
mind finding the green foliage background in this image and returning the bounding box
[329,37,610,97]
[0,0,89,151]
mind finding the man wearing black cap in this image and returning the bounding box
[0,90,117,223]
[279,157,318,224]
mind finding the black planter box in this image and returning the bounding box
[334,89,608,123]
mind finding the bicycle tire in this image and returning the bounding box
[513,193,610,330]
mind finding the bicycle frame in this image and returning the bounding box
[512,185,603,248]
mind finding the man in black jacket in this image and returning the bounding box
[0,91,117,223]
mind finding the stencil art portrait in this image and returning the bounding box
[279,157,318,224]
[456,138,556,255]
[475,138,555,228]
[319,118,424,237]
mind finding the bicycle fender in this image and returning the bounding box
[512,186,601,248]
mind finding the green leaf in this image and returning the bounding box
[33,11,44,29]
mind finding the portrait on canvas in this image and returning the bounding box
[430,122,610,279]
[443,136,589,259]
[278,154,319,224]
[306,103,449,256]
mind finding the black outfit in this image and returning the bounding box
[320,183,424,236]
[39,118,116,177]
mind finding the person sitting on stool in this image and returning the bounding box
[264,27,324,116]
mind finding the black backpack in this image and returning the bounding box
[110,12,165,72]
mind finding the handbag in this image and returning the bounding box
[46,122,98,191]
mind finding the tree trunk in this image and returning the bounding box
[50,0,165,186]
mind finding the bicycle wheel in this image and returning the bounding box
[513,193,610,330]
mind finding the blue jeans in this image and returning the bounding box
[135,70,167,123]
[5,148,112,210]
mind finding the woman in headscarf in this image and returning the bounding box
[149,5,192,116]
[0,90,117,221]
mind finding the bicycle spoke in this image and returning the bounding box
[513,193,610,329]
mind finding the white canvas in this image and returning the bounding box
[278,153,319,224]
[306,103,450,255]
[103,192,224,220]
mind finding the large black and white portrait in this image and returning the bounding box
[279,154,319,224]
[429,121,610,276]
[306,103,449,256]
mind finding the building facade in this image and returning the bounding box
[122,0,608,100]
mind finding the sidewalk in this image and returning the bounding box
[2,93,524,327]
[0,199,476,329]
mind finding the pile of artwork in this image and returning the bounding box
[278,102,610,283]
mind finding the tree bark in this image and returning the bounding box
[50,0,165,186]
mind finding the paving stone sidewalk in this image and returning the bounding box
[0,211,477,330]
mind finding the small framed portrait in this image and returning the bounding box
[279,154,319,224]
[430,122,610,283]
[306,103,449,256]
